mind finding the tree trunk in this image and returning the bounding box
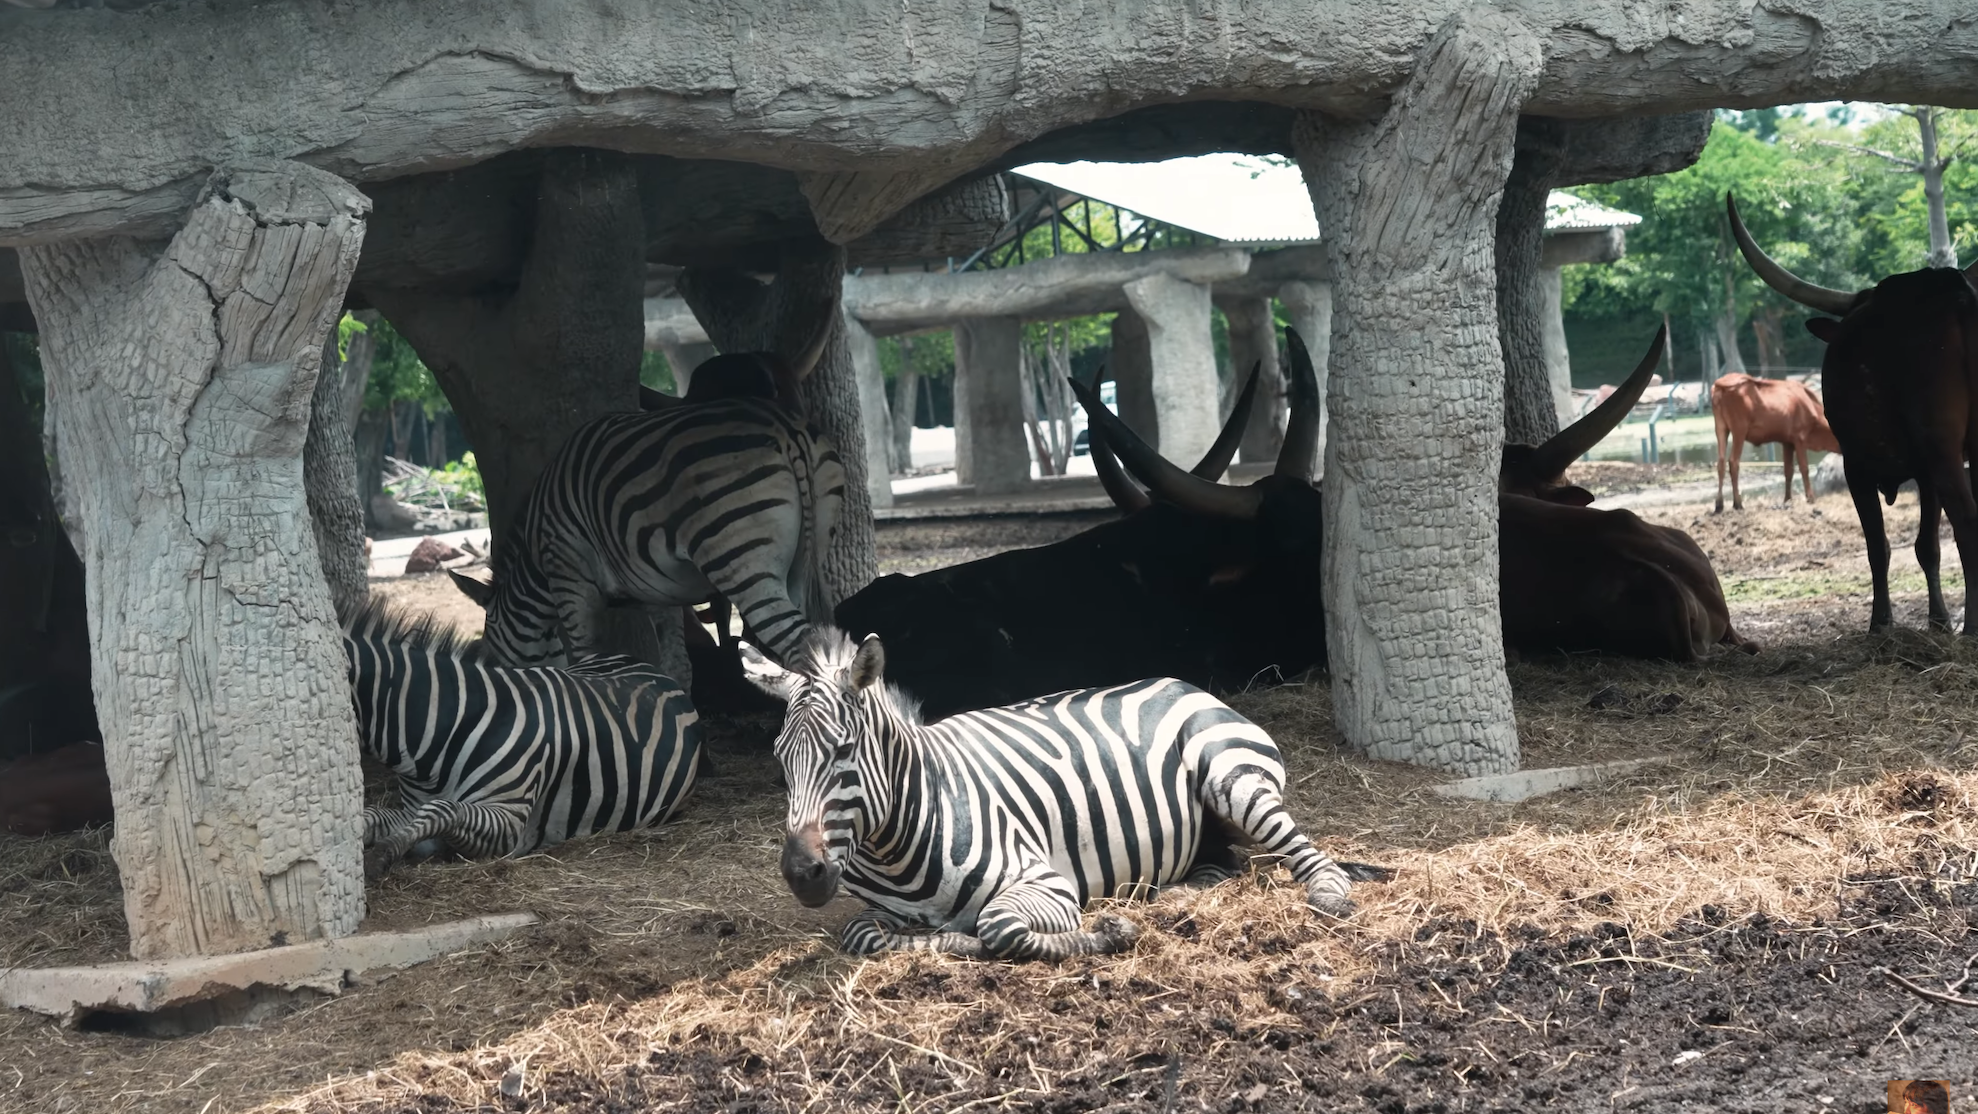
[389,399,417,463]
[355,408,390,531]
[362,149,645,547]
[1496,142,1559,446]
[1215,295,1286,465]
[305,320,371,618]
[890,336,919,472]
[1918,108,1958,269]
[339,310,378,434]
[1714,304,1747,376]
[1295,10,1538,777]
[679,238,876,608]
[20,161,368,959]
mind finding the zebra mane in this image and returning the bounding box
[800,626,927,728]
[343,595,493,664]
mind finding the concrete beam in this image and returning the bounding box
[845,247,1251,334]
[1541,226,1625,268]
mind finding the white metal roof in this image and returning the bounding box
[1012,155,1640,245]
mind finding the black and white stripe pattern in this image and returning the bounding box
[741,629,1355,960]
[344,603,703,876]
[470,397,844,666]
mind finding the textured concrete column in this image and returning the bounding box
[1216,294,1286,465]
[842,310,894,508]
[953,317,1028,494]
[1108,307,1157,448]
[1277,280,1332,481]
[1123,273,1220,469]
[1539,266,1574,428]
[1296,9,1538,777]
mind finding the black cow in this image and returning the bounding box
[1728,193,1978,634]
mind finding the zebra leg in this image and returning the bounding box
[1204,772,1355,917]
[365,798,459,880]
[1178,816,1249,890]
[971,879,1141,961]
[362,804,419,847]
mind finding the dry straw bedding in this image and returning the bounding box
[3,490,1978,1111]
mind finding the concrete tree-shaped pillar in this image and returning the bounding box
[20,162,369,959]
[679,239,877,605]
[306,318,372,617]
[1216,295,1285,465]
[952,316,1029,495]
[1295,10,1540,777]
[1122,273,1220,470]
[1276,281,1333,481]
[841,310,895,508]
[1107,308,1158,449]
[1496,141,1561,447]
[364,149,646,547]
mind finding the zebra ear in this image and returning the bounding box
[848,634,885,692]
[738,641,796,702]
[449,570,494,608]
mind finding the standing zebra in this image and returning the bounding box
[453,394,845,666]
[344,602,703,877]
[739,629,1365,960]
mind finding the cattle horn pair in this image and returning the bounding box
[1507,324,1668,489]
[1724,194,1863,316]
[1072,326,1323,519]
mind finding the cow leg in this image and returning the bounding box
[1915,484,1950,631]
[1728,433,1747,511]
[1780,443,1797,506]
[1798,447,1817,505]
[1929,465,1978,637]
[1843,460,1895,632]
[1714,421,1730,513]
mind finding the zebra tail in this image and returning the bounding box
[1336,860,1397,883]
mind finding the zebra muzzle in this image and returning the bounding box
[781,827,841,907]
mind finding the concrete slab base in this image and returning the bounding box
[1430,757,1673,804]
[1,912,537,1030]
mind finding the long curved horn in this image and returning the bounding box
[1726,194,1856,316]
[1189,361,1264,480]
[1069,377,1263,519]
[1089,427,1152,513]
[1276,327,1320,482]
[1515,324,1666,484]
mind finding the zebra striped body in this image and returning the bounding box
[344,603,703,876]
[470,398,844,666]
[741,630,1355,960]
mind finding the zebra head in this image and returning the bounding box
[739,630,886,908]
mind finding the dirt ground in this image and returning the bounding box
[3,470,1976,1113]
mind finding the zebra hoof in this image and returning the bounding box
[1093,914,1141,952]
[363,846,398,883]
[1308,894,1355,919]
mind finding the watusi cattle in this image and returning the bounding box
[1728,192,1978,633]
[1710,372,1840,511]
[836,345,1323,720]
[837,327,1750,719]
[639,351,807,415]
[0,743,113,836]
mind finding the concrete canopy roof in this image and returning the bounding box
[1014,156,1640,246]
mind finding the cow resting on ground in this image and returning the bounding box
[1710,372,1840,511]
[838,328,1751,720]
[1728,193,1978,634]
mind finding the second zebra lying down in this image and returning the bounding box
[344,602,704,878]
[741,629,1373,961]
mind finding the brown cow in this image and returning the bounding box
[1728,193,1978,634]
[1710,373,1839,512]
[0,743,113,836]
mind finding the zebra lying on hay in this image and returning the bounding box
[452,393,845,667]
[344,602,703,878]
[740,628,1380,960]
